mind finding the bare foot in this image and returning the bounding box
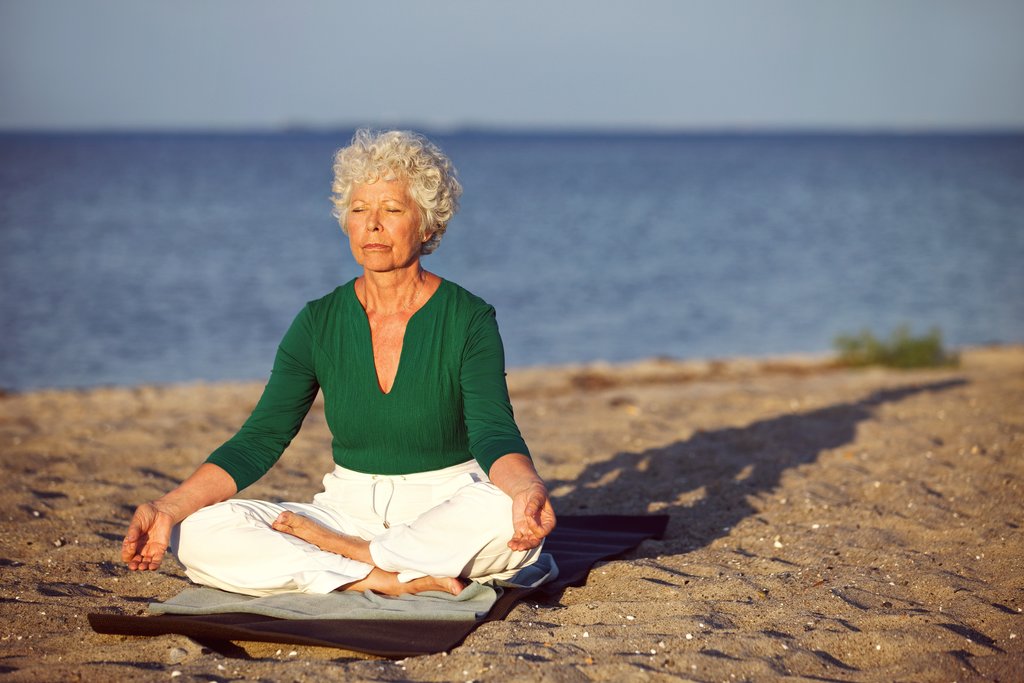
[272,512,464,597]
[345,568,465,596]
[404,575,465,596]
[272,511,375,564]
[272,511,333,547]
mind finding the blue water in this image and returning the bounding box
[1,131,1022,390]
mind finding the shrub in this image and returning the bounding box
[833,325,959,369]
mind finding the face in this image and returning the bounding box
[345,179,431,273]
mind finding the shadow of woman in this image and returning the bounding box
[546,378,965,558]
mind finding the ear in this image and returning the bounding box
[421,230,435,244]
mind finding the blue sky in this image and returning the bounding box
[1,0,1023,131]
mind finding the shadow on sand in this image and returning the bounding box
[547,378,965,556]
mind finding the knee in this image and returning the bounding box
[452,482,518,545]
[171,504,215,567]
[172,501,247,568]
[457,484,545,580]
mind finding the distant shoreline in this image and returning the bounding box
[4,344,1019,397]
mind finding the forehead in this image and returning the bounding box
[350,178,411,202]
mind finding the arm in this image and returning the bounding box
[206,305,321,491]
[488,452,556,551]
[121,463,236,570]
[460,305,555,550]
[123,305,320,570]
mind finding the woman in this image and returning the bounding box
[121,129,556,597]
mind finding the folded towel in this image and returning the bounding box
[148,553,559,622]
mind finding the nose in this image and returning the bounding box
[365,208,382,232]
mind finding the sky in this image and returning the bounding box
[1,0,1023,131]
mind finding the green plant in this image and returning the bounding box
[833,325,959,369]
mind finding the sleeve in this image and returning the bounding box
[460,304,531,475]
[205,305,321,491]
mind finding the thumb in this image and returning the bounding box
[522,491,541,517]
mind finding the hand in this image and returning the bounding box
[508,482,556,551]
[121,502,177,571]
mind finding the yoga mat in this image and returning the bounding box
[88,514,668,657]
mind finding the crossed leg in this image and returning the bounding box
[272,511,464,596]
[174,477,534,598]
[344,567,463,596]
[173,499,462,597]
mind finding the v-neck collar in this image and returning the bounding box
[350,278,446,396]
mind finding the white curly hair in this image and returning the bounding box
[330,129,462,255]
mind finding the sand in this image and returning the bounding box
[1,347,1022,681]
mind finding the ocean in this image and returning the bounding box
[1,131,1022,390]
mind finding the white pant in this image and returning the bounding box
[172,460,542,596]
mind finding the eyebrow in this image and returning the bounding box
[350,194,409,204]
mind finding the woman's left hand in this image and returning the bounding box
[489,453,557,551]
[508,481,556,551]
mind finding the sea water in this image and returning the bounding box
[1,131,1022,390]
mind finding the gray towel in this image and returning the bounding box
[149,553,558,622]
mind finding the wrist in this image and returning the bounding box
[150,497,187,524]
[511,479,547,498]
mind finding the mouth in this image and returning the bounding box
[362,243,390,250]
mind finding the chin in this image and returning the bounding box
[363,262,400,273]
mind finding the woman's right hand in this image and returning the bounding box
[121,501,177,571]
[120,463,238,571]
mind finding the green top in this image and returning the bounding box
[206,279,530,491]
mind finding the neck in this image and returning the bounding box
[358,266,430,316]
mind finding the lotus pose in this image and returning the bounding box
[122,129,556,597]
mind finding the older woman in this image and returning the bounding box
[121,129,556,597]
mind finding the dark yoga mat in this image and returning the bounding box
[88,514,668,657]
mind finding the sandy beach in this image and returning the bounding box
[1,346,1022,681]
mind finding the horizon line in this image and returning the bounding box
[3,122,1024,137]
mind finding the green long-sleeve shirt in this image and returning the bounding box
[207,279,530,491]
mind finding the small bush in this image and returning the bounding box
[834,325,959,369]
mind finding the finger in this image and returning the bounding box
[539,505,557,534]
[526,515,545,535]
[139,555,162,570]
[512,510,543,539]
[124,523,140,543]
[147,545,167,568]
[522,495,540,517]
[512,521,543,546]
[122,505,155,562]
[525,488,549,516]
[121,534,144,563]
[508,535,541,551]
[507,526,532,550]
[138,545,166,570]
[141,558,162,570]
[511,518,554,550]
[522,504,549,535]
[514,518,537,539]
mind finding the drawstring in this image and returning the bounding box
[370,475,405,529]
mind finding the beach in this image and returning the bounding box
[1,346,1022,681]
